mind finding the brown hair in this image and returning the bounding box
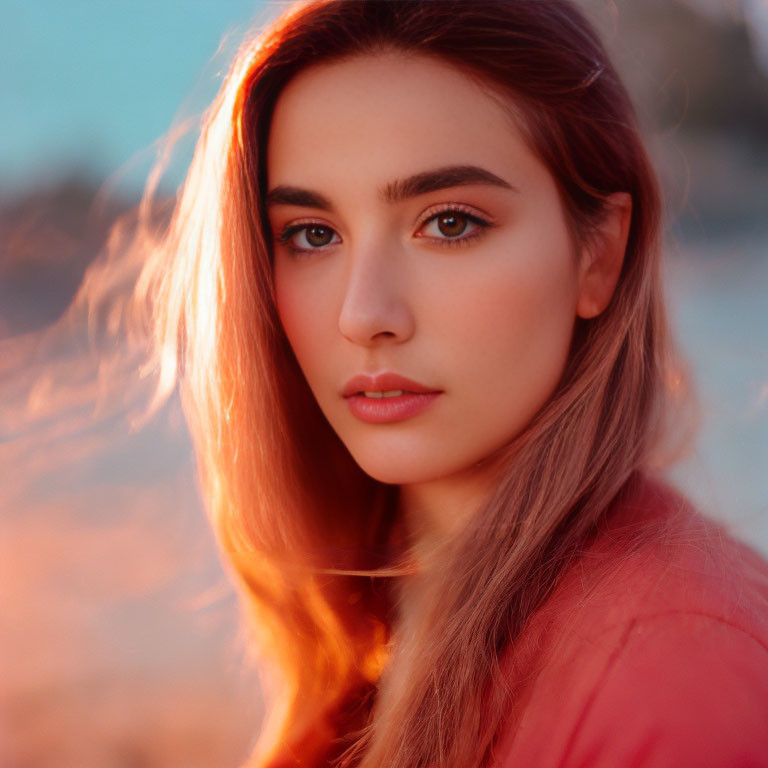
[132,1,680,765]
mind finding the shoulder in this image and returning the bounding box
[550,611,768,767]
[547,471,768,645]
[492,473,768,767]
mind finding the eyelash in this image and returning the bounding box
[275,204,492,257]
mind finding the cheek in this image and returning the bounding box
[442,241,579,423]
[274,265,335,387]
[274,269,312,365]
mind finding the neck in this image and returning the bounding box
[398,458,503,555]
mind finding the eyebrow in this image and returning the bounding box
[265,164,516,211]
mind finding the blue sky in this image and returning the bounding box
[2,0,274,193]
[4,0,767,196]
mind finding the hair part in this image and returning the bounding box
[131,1,686,765]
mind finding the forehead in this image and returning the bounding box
[266,52,538,190]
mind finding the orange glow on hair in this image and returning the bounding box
[122,1,690,765]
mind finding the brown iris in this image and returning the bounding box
[305,225,334,247]
[436,212,469,237]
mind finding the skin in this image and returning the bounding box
[267,52,630,546]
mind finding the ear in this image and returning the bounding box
[576,192,632,319]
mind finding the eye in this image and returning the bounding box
[417,207,491,244]
[277,222,341,254]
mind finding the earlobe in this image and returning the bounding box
[576,192,632,319]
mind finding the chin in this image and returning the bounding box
[346,444,465,487]
[355,463,426,486]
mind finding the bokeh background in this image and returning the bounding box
[2,1,767,765]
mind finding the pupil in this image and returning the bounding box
[306,226,332,246]
[438,213,467,237]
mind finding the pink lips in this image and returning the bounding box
[342,372,442,424]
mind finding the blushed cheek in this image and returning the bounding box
[274,291,298,355]
[274,277,340,410]
[464,262,577,418]
[274,278,315,370]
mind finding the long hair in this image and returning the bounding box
[131,1,680,765]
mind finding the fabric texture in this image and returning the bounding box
[490,473,768,767]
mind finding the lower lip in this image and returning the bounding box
[344,392,442,423]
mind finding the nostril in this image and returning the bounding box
[337,270,415,345]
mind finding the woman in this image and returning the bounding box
[133,0,768,765]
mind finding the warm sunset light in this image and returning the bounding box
[2,1,767,766]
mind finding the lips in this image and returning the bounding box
[342,372,441,398]
[342,374,443,424]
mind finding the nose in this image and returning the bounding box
[337,245,415,346]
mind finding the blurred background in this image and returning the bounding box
[1,1,767,765]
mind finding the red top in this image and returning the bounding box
[491,473,768,767]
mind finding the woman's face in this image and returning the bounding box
[267,52,590,487]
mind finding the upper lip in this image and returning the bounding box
[342,372,442,397]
